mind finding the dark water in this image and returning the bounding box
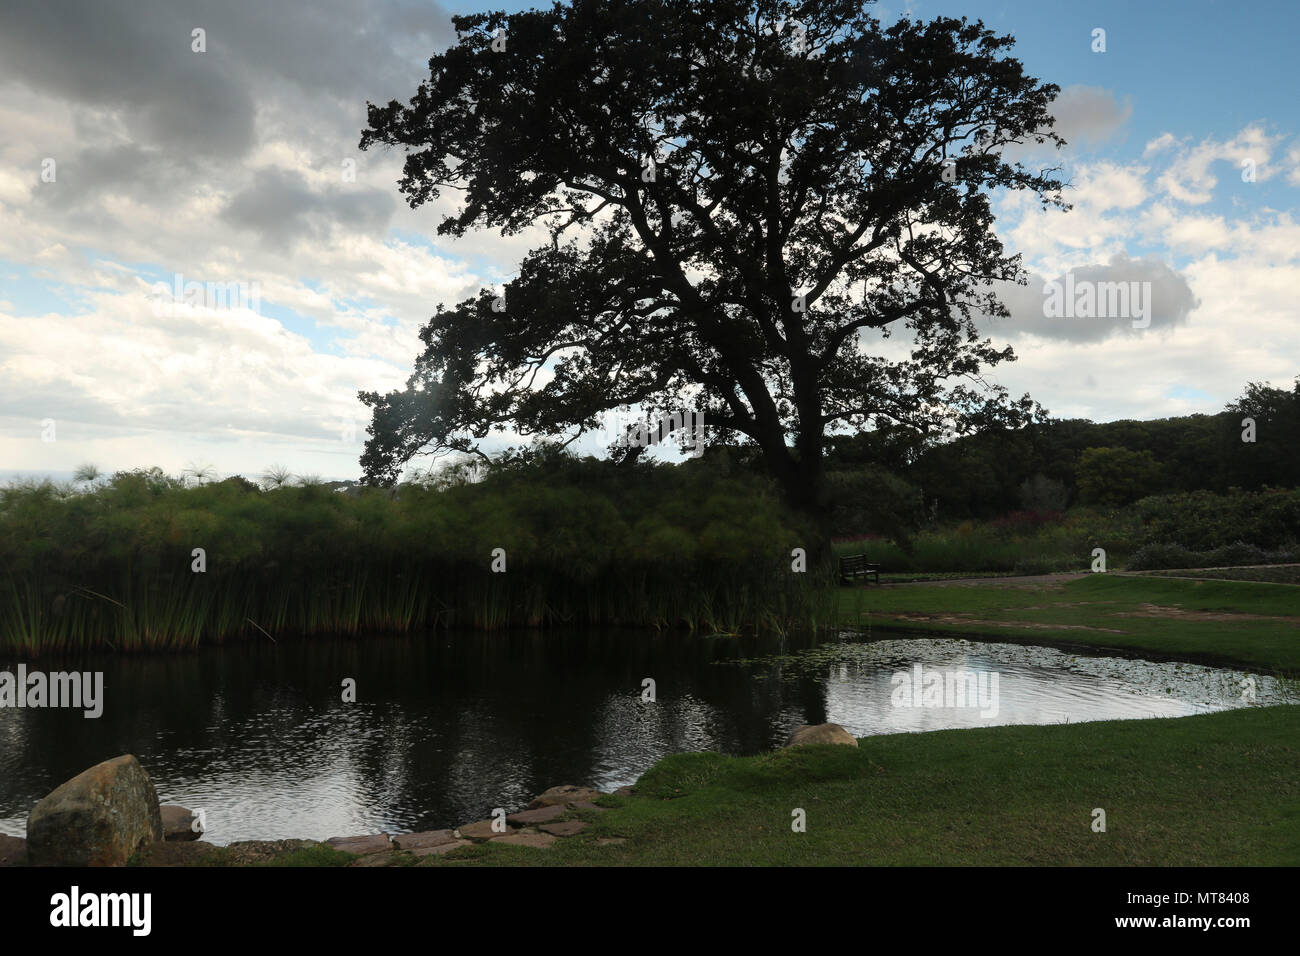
[0,630,1290,844]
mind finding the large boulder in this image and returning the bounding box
[26,755,164,866]
[784,723,858,748]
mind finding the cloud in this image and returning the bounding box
[1047,85,1133,149]
[999,161,1150,267]
[0,1,256,158]
[220,166,397,251]
[1287,142,1300,187]
[1001,86,1132,166]
[979,255,1200,343]
[1153,124,1282,203]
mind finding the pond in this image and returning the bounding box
[1,629,1292,844]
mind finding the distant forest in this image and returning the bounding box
[823,376,1300,523]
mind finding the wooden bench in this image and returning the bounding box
[839,553,881,585]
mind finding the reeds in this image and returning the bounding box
[0,459,827,654]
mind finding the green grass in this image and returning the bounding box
[247,845,362,867]
[412,706,1300,866]
[837,574,1300,673]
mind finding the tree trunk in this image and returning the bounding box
[760,439,833,568]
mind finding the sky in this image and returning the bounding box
[1,0,1297,483]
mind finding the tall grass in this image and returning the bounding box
[832,508,1147,574]
[0,458,828,654]
[831,490,1300,575]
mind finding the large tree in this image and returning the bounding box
[357,0,1066,521]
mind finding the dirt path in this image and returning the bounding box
[883,611,1124,633]
[887,573,1088,589]
[1117,603,1300,624]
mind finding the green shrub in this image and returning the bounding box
[1128,543,1198,571]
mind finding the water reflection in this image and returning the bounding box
[0,631,1289,844]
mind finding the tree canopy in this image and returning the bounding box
[357,0,1068,519]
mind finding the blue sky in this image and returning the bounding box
[1,0,1297,483]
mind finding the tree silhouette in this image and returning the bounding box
[358,0,1067,523]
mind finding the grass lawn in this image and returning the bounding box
[837,573,1300,674]
[412,706,1300,866]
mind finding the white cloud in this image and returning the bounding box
[1154,124,1282,203]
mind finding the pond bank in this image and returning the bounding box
[101,705,1300,866]
[839,574,1300,673]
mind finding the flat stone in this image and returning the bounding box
[527,785,604,809]
[488,830,556,849]
[612,787,634,797]
[0,834,27,866]
[538,820,589,837]
[325,834,391,855]
[569,801,609,811]
[456,819,509,841]
[391,829,457,851]
[411,839,473,858]
[506,805,566,826]
[160,805,202,841]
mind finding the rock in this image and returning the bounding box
[26,755,164,867]
[569,801,609,811]
[411,840,472,858]
[538,820,588,837]
[527,785,604,809]
[391,829,456,851]
[455,819,508,841]
[612,786,634,797]
[784,723,858,748]
[506,805,566,826]
[222,839,320,865]
[0,834,27,866]
[488,830,556,848]
[160,805,201,841]
[324,834,391,855]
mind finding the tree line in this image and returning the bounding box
[822,376,1300,522]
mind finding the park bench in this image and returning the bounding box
[839,553,881,585]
